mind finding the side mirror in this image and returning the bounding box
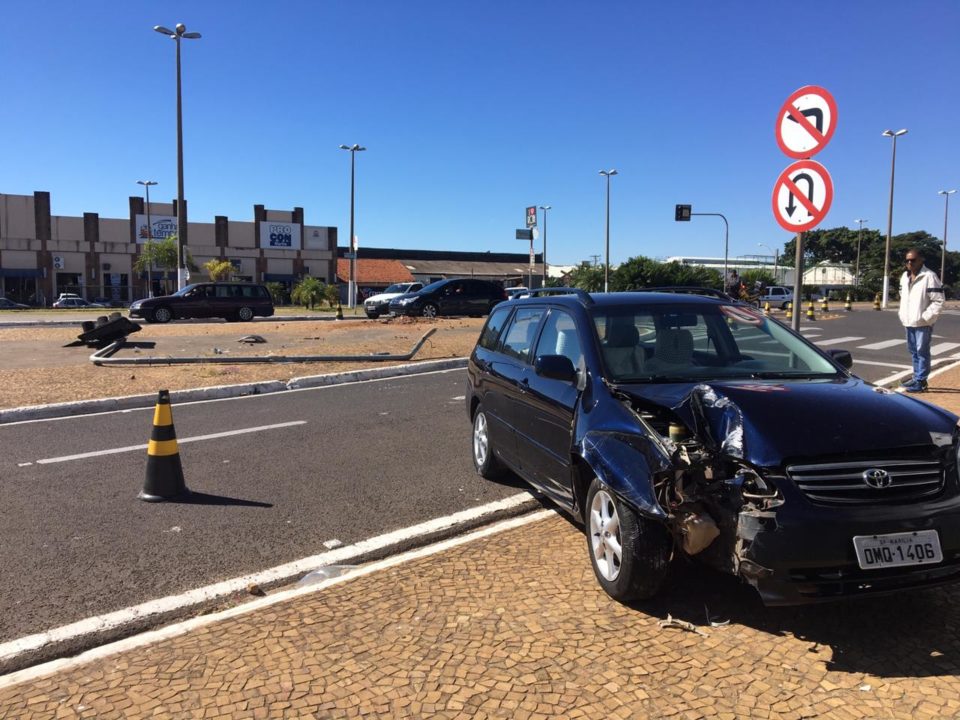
[826,348,853,370]
[534,354,578,382]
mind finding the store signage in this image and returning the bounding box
[135,215,178,244]
[259,221,302,250]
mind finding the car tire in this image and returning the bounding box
[365,312,379,319]
[472,404,505,479]
[422,303,438,319]
[152,306,173,324]
[585,478,671,603]
[237,306,254,322]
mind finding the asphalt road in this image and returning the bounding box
[0,369,525,643]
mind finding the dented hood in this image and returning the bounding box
[617,377,957,468]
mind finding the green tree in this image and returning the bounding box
[611,256,722,291]
[323,283,341,308]
[566,263,605,292]
[264,282,287,306]
[291,276,325,309]
[203,259,234,281]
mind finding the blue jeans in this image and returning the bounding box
[905,326,932,383]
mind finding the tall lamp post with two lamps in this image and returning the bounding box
[340,144,366,309]
[154,22,201,291]
[881,128,907,308]
[599,170,618,292]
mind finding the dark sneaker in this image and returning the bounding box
[905,380,928,393]
[900,377,917,388]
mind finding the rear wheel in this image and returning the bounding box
[421,303,438,319]
[585,478,671,602]
[472,404,505,479]
[152,306,173,324]
[237,306,254,322]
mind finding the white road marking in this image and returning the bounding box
[932,342,960,355]
[857,339,905,350]
[816,336,865,347]
[0,493,541,688]
[801,332,822,338]
[852,359,913,370]
[33,421,306,465]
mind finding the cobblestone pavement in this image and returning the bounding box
[5,513,960,719]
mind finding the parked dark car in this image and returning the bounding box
[466,288,960,606]
[388,278,506,318]
[0,297,29,310]
[129,282,274,323]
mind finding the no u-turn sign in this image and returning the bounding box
[772,160,833,232]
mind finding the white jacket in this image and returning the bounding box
[898,265,944,327]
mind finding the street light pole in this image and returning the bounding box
[599,170,617,292]
[939,190,956,285]
[853,218,868,288]
[340,144,366,308]
[154,23,201,291]
[881,129,908,308]
[538,205,551,288]
[137,180,158,297]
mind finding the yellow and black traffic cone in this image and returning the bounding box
[845,294,853,311]
[785,302,793,320]
[140,389,188,502]
[806,301,816,320]
[336,302,344,320]
[763,301,771,315]
[874,293,881,310]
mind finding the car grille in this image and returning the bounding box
[786,459,944,505]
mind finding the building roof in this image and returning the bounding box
[336,258,415,285]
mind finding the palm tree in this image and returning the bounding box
[291,276,325,309]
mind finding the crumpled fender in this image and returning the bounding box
[579,431,671,519]
[575,377,672,519]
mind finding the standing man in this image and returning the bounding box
[899,248,944,392]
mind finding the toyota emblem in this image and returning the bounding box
[863,468,893,489]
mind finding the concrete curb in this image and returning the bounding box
[0,357,469,424]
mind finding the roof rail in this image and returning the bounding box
[637,286,734,300]
[526,287,594,306]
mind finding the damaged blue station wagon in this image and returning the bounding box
[466,289,960,605]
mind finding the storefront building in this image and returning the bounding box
[0,191,337,305]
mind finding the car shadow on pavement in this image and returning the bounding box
[165,491,272,508]
[631,557,960,679]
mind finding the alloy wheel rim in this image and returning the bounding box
[473,413,488,466]
[589,489,622,581]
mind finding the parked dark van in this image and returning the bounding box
[129,282,274,323]
[388,278,506,318]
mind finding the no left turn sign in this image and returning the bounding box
[771,159,834,233]
[775,85,838,159]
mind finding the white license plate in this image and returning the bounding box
[853,530,942,570]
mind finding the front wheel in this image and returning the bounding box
[585,478,671,603]
[237,306,254,322]
[152,306,173,324]
[472,404,505,479]
[421,303,438,319]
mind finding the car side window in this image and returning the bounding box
[478,306,512,350]
[535,310,583,369]
[500,307,545,364]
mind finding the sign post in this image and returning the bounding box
[773,85,837,331]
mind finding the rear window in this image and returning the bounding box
[478,306,512,350]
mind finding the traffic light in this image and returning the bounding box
[675,204,692,222]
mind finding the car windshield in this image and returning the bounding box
[592,302,841,383]
[384,283,409,294]
[172,284,200,297]
[417,279,449,294]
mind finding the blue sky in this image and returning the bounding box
[1,1,957,266]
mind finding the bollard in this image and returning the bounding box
[845,294,852,311]
[140,389,189,502]
[874,293,881,310]
[336,302,344,320]
[763,301,771,315]
[821,296,829,313]
[785,302,793,320]
[806,301,816,320]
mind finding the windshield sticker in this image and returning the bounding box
[719,305,764,326]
